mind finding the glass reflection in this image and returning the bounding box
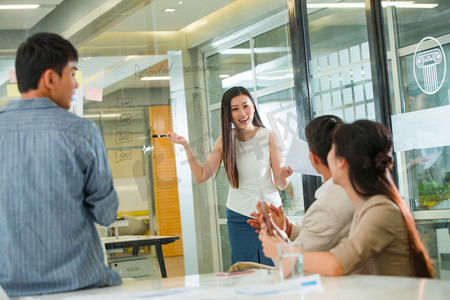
[307,1,375,122]
[206,41,253,103]
[394,0,449,48]
[398,44,450,211]
[254,25,292,90]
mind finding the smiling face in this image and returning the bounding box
[230,94,255,131]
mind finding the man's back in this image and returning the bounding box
[0,98,121,297]
[291,179,354,251]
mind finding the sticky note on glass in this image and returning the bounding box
[85,87,103,102]
[9,69,17,83]
[74,70,82,85]
[7,84,20,97]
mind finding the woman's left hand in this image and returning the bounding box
[279,166,293,179]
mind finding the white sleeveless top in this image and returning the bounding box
[226,127,282,217]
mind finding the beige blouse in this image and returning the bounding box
[330,195,415,276]
[289,179,354,251]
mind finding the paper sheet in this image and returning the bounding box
[85,87,103,102]
[74,70,82,85]
[9,69,17,83]
[285,137,320,176]
[70,87,84,117]
[6,84,20,97]
[391,105,450,152]
[234,273,324,297]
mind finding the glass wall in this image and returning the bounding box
[0,0,292,275]
[202,12,302,271]
[382,0,450,279]
[306,1,375,122]
[300,0,449,278]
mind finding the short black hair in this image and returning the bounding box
[305,115,344,167]
[15,32,78,93]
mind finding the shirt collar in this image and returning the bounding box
[1,97,59,112]
[314,177,333,199]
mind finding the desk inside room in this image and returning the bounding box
[102,235,179,278]
[22,270,450,300]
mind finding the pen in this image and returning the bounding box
[152,134,167,138]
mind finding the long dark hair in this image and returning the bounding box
[333,120,434,278]
[221,86,264,188]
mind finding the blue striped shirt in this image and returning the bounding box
[0,98,122,297]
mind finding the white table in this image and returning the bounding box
[15,270,450,299]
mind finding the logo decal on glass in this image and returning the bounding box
[413,36,446,95]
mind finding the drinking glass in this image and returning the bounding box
[277,242,303,280]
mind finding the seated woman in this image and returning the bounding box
[259,120,434,278]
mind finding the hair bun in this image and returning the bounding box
[375,152,393,172]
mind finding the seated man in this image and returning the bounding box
[0,33,122,297]
[248,115,354,255]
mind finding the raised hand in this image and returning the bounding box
[166,132,188,147]
[279,166,293,179]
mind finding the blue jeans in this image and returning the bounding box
[226,208,274,267]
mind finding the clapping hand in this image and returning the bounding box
[258,211,289,259]
[248,201,288,234]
